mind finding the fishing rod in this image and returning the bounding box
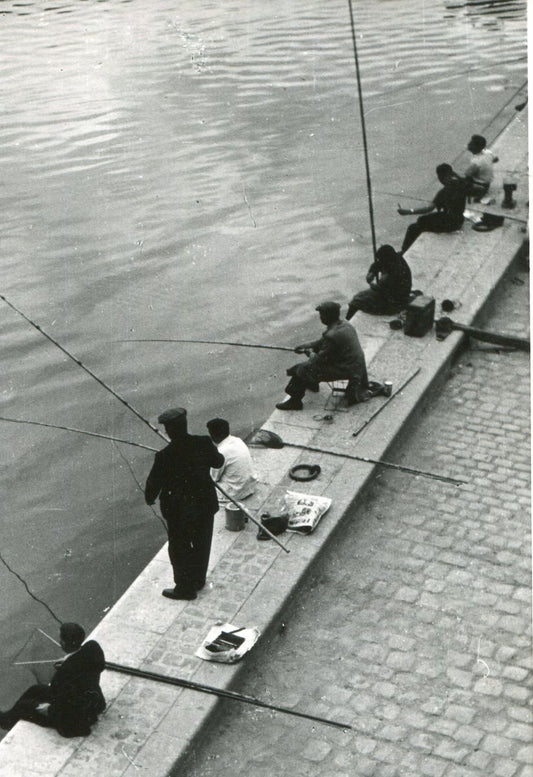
[114,338,294,352]
[280,439,464,486]
[0,416,159,452]
[0,294,163,440]
[105,661,352,730]
[352,368,421,438]
[347,0,377,261]
[435,317,530,351]
[0,417,288,550]
[378,190,528,225]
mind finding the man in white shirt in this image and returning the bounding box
[464,134,498,201]
[207,418,257,502]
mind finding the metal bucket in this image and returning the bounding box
[225,503,245,532]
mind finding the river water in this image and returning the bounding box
[0,0,526,705]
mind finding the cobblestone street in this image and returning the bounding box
[178,260,531,777]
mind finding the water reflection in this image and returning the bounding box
[0,0,527,711]
[445,0,527,22]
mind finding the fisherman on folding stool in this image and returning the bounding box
[276,301,369,411]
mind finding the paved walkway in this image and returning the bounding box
[0,109,527,777]
[177,257,531,777]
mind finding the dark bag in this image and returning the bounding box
[256,512,289,541]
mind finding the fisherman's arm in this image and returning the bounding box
[366,262,378,285]
[397,202,434,216]
[207,440,225,469]
[145,458,163,505]
[295,337,321,355]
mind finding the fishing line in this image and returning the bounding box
[451,78,529,167]
[112,442,168,532]
[347,0,377,261]
[0,552,62,625]
[375,62,527,109]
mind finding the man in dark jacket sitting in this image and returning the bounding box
[0,623,106,737]
[346,244,412,320]
[276,301,369,411]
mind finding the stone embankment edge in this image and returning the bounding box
[0,110,527,777]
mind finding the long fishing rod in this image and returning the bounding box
[281,440,464,486]
[0,294,163,440]
[377,190,528,225]
[114,338,294,352]
[352,368,421,438]
[347,0,377,260]
[105,661,352,730]
[0,296,289,551]
[0,416,159,452]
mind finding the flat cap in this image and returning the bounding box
[315,301,341,315]
[158,407,187,424]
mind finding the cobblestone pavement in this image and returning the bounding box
[177,260,531,777]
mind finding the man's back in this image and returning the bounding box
[145,434,224,512]
[212,435,257,500]
[49,640,106,735]
[320,320,365,374]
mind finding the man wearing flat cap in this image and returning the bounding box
[276,301,368,410]
[145,407,224,600]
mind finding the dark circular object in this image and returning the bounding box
[289,463,321,482]
[389,318,404,330]
[441,299,455,312]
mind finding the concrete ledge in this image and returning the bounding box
[0,112,527,776]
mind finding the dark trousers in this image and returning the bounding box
[165,507,215,593]
[346,288,408,318]
[1,685,99,737]
[1,685,52,730]
[401,213,463,252]
[285,374,368,405]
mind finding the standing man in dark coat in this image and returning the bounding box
[276,301,369,411]
[0,623,106,738]
[145,407,224,601]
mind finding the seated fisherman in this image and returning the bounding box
[464,134,498,201]
[276,300,368,411]
[207,417,257,502]
[398,163,466,253]
[0,623,106,738]
[346,244,412,320]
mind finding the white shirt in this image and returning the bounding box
[210,435,257,501]
[465,149,496,186]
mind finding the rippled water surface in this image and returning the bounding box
[0,0,526,702]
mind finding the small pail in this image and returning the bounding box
[225,503,245,532]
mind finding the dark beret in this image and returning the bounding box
[158,407,187,424]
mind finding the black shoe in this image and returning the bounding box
[162,587,197,601]
[0,712,15,730]
[276,397,303,411]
